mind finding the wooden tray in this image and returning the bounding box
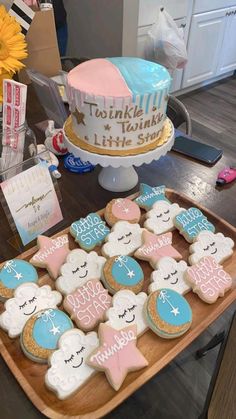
[0,189,236,419]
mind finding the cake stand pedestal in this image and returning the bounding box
[64,120,175,192]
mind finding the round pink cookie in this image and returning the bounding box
[105,198,141,226]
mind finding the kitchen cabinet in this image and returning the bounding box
[216,6,236,75]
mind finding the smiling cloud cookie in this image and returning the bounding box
[149,257,191,295]
[56,249,106,295]
[102,221,144,257]
[0,283,62,338]
[189,231,234,265]
[45,329,98,399]
[144,201,184,235]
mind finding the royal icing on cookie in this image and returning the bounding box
[0,283,62,338]
[70,213,110,250]
[45,329,98,399]
[105,290,148,335]
[30,235,70,279]
[135,231,182,268]
[56,249,106,295]
[102,221,144,257]
[145,289,192,338]
[87,323,148,391]
[0,260,38,300]
[144,200,183,234]
[64,279,112,331]
[149,257,191,295]
[189,231,234,265]
[135,183,170,210]
[174,208,215,243]
[185,256,232,303]
[105,198,141,226]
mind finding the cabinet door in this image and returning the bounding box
[217,6,236,75]
[182,9,227,88]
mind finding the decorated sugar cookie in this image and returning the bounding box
[105,290,148,335]
[185,256,232,304]
[189,231,234,265]
[134,183,170,210]
[134,231,182,269]
[70,213,110,251]
[145,289,192,338]
[64,279,112,331]
[102,221,144,258]
[174,207,215,243]
[30,235,70,279]
[45,329,98,399]
[21,308,74,363]
[149,257,191,295]
[144,200,184,235]
[0,259,38,301]
[102,255,144,294]
[87,323,148,391]
[105,198,141,226]
[0,283,62,338]
[56,249,106,295]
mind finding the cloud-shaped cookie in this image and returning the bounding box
[45,329,98,399]
[189,231,234,265]
[102,221,144,257]
[56,249,106,295]
[105,290,148,335]
[144,200,183,235]
[149,257,191,295]
[0,283,62,338]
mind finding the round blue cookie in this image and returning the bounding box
[21,308,74,363]
[102,255,144,294]
[0,259,38,301]
[145,288,192,339]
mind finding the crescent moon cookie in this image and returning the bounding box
[105,290,148,336]
[20,308,74,363]
[30,235,70,280]
[102,221,144,258]
[134,231,182,269]
[0,283,62,338]
[174,207,215,243]
[144,200,184,235]
[63,279,112,331]
[189,231,234,265]
[104,198,141,226]
[56,249,106,295]
[87,323,148,391]
[149,257,191,295]
[145,289,192,338]
[45,329,99,399]
[134,183,170,210]
[185,256,232,304]
[0,259,38,301]
[102,255,144,294]
[70,213,110,251]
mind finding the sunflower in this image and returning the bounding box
[0,5,28,75]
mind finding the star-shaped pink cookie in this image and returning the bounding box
[87,323,148,391]
[30,235,70,279]
[135,231,182,268]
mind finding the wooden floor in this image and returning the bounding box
[105,76,236,419]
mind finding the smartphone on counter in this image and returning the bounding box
[172,131,223,165]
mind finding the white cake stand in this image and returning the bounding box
[64,120,175,192]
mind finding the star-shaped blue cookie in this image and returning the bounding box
[135,184,170,210]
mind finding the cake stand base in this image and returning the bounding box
[98,166,138,192]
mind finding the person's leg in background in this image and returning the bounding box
[53,0,68,56]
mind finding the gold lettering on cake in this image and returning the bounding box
[137,130,162,145]
[93,134,133,148]
[117,113,163,134]
[84,102,144,120]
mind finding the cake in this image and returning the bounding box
[65,57,172,156]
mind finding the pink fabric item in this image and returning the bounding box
[23,0,38,6]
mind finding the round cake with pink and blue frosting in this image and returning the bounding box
[65,57,172,156]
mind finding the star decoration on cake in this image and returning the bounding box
[87,323,148,391]
[134,183,170,210]
[104,124,111,131]
[152,106,157,112]
[30,235,70,279]
[134,231,182,268]
[73,108,86,125]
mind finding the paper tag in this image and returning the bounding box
[0,161,63,245]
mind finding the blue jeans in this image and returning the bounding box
[57,23,68,56]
